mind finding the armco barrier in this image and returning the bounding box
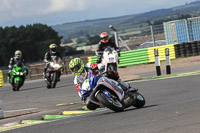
[0,70,4,87]
[147,44,176,63]
[88,44,176,67]
[118,49,149,67]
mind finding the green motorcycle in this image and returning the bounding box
[10,63,27,91]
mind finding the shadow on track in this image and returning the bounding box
[19,83,74,91]
[101,104,159,115]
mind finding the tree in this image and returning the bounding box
[0,23,63,67]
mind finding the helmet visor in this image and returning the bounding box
[51,48,56,52]
[70,64,81,74]
[102,36,109,41]
[16,54,21,59]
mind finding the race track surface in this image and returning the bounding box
[1,74,200,133]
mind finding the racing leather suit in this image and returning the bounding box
[73,63,134,110]
[8,57,26,82]
[96,38,120,63]
[43,51,62,78]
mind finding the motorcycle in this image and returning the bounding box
[10,62,27,91]
[96,47,119,73]
[45,57,63,89]
[81,72,145,112]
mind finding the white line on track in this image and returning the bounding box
[4,108,38,113]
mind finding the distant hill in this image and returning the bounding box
[52,1,200,42]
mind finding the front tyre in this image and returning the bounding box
[133,92,145,108]
[96,92,124,112]
[51,72,58,88]
[13,81,21,91]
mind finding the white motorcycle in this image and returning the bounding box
[45,57,63,89]
[96,47,119,73]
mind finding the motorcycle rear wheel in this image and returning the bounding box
[96,92,124,112]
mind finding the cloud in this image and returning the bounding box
[0,0,89,17]
[43,0,89,14]
[0,0,193,27]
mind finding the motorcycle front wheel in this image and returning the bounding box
[51,72,58,88]
[13,81,21,91]
[132,92,145,108]
[96,92,124,112]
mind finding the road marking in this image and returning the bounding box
[0,121,45,132]
[126,71,200,83]
[60,110,94,115]
[4,108,37,113]
[0,109,108,132]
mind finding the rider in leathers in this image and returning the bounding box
[96,32,120,63]
[8,50,27,83]
[69,58,136,110]
[43,44,62,80]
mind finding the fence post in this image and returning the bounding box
[109,25,119,48]
[154,49,161,76]
[165,48,171,75]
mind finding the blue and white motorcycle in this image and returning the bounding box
[81,72,145,112]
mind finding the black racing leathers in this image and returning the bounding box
[43,51,62,78]
[96,38,119,63]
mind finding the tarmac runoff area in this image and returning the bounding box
[1,70,200,132]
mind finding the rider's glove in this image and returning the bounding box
[97,64,105,71]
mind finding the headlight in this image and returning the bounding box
[53,64,61,69]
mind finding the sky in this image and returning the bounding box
[0,0,194,27]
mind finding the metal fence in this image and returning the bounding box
[164,16,200,44]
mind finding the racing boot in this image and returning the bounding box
[7,71,11,83]
[43,68,47,79]
[128,87,138,93]
[43,72,46,79]
[118,80,137,92]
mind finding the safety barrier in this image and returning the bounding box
[88,44,176,67]
[0,100,4,119]
[0,70,4,87]
[147,44,176,63]
[174,41,200,58]
[22,41,200,79]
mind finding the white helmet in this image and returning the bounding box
[15,50,22,59]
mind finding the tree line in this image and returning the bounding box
[0,23,63,67]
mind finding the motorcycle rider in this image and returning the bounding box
[8,50,27,83]
[96,32,120,63]
[69,58,136,110]
[43,43,63,81]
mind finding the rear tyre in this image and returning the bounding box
[96,92,124,112]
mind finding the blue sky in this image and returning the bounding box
[0,0,193,27]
